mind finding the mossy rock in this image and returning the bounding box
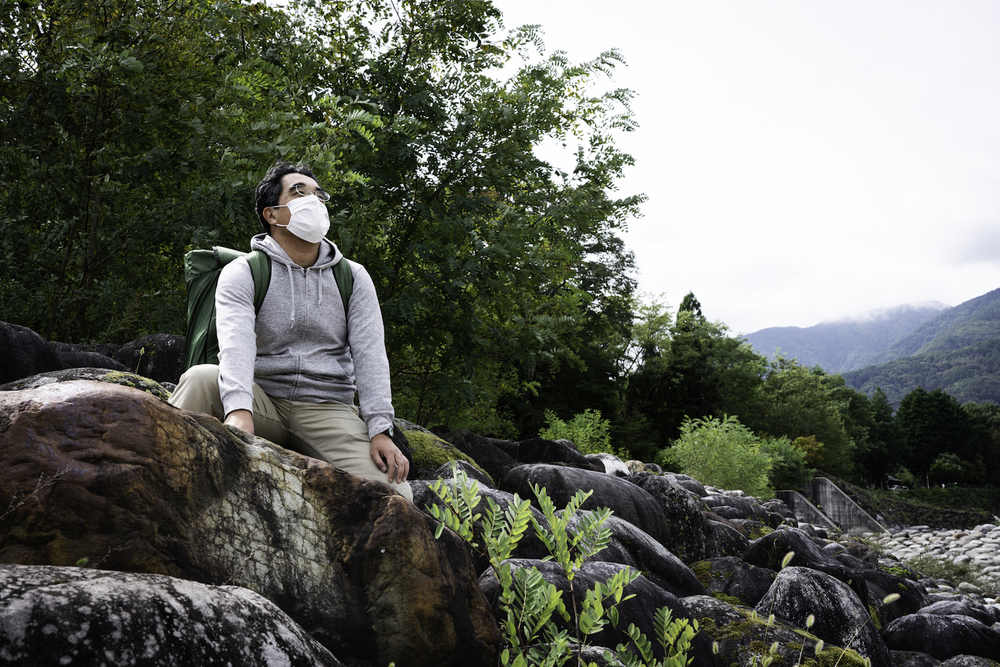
[402,429,491,483]
[0,368,171,401]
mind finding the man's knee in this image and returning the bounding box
[169,364,222,414]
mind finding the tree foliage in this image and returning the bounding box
[624,293,766,446]
[1,0,642,434]
[743,356,857,478]
[0,0,376,342]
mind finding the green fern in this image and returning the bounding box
[427,464,698,667]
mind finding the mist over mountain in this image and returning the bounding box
[745,288,1000,406]
[744,302,950,373]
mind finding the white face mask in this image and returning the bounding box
[274,195,330,243]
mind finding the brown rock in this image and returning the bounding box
[0,381,499,667]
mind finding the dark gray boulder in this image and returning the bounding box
[882,612,1000,662]
[564,511,707,598]
[704,517,751,558]
[0,322,61,384]
[0,564,343,666]
[53,348,129,372]
[630,472,711,562]
[756,566,893,667]
[891,650,943,667]
[682,594,838,667]
[692,556,776,607]
[439,430,519,482]
[919,600,998,626]
[857,568,927,626]
[500,464,673,548]
[114,333,186,384]
[743,527,869,605]
[500,437,599,471]
[939,656,1000,667]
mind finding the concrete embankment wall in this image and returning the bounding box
[807,477,885,535]
[776,490,839,531]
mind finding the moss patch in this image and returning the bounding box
[405,431,492,483]
[97,371,172,400]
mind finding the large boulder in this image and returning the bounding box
[113,333,186,384]
[500,464,676,549]
[0,381,499,667]
[743,527,869,605]
[49,342,129,373]
[630,472,712,563]
[883,614,1000,663]
[565,512,708,598]
[691,556,776,607]
[682,594,864,667]
[438,430,519,482]
[0,321,61,384]
[0,368,172,400]
[756,566,894,667]
[0,564,343,666]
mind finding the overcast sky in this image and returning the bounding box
[491,0,1000,335]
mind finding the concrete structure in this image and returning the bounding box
[776,490,840,531]
[806,477,885,535]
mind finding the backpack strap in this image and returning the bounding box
[245,250,271,314]
[332,258,353,315]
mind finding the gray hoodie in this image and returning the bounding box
[215,233,394,439]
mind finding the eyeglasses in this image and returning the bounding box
[287,183,331,202]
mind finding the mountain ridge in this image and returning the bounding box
[744,287,1000,406]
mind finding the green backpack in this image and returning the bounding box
[183,246,353,371]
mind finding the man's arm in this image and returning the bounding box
[216,259,259,431]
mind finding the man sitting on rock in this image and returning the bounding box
[170,161,412,501]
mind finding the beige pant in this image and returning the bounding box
[169,364,412,501]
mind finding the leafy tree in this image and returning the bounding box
[963,401,1000,485]
[665,415,773,499]
[860,387,904,488]
[2,0,643,437]
[625,293,766,446]
[300,1,644,429]
[744,356,857,479]
[538,409,615,456]
[896,387,978,487]
[0,0,375,342]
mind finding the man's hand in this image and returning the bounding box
[370,433,409,484]
[224,409,255,435]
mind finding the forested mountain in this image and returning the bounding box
[843,338,1000,406]
[744,303,949,373]
[865,287,1000,365]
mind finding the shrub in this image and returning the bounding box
[759,436,814,491]
[669,415,773,499]
[539,409,625,458]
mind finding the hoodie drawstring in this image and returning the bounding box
[286,262,296,329]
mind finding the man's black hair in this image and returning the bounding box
[254,161,319,235]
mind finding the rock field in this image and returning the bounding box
[869,522,1000,594]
